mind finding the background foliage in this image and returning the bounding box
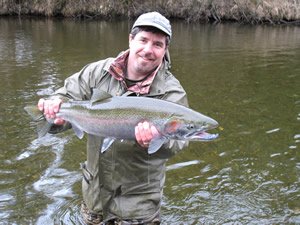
[1,0,299,24]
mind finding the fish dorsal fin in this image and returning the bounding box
[90,89,112,104]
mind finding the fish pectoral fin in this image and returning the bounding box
[71,123,84,139]
[90,88,113,105]
[148,135,166,154]
[101,137,116,153]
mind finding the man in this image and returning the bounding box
[38,12,188,225]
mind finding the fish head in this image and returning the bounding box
[163,113,219,141]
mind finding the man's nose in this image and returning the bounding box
[143,42,154,54]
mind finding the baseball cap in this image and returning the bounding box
[132,12,172,39]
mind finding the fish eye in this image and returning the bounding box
[184,123,195,130]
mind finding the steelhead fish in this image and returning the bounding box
[25,89,219,154]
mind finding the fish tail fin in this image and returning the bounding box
[24,105,52,138]
[36,121,53,138]
[24,105,43,121]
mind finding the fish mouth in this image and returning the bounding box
[186,130,219,141]
[185,120,219,141]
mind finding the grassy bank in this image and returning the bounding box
[1,0,299,24]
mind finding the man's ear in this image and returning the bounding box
[129,34,133,40]
[129,34,133,47]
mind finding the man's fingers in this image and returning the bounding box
[135,125,142,143]
[54,117,65,125]
[135,121,158,148]
[53,99,62,113]
[135,123,147,147]
[44,101,50,116]
[48,99,62,118]
[38,98,45,111]
[151,125,159,136]
[138,122,147,144]
[142,121,153,142]
[38,98,64,123]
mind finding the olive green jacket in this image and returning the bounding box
[50,51,188,221]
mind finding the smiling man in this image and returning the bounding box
[127,29,167,80]
[38,12,189,224]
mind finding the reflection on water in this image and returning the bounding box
[0,17,299,224]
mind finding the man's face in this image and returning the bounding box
[128,31,167,79]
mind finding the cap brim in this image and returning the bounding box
[133,22,171,37]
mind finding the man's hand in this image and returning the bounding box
[135,121,159,148]
[38,98,65,125]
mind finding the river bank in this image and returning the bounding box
[1,0,299,24]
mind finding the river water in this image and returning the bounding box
[0,17,299,224]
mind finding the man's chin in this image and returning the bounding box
[136,63,154,73]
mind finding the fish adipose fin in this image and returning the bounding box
[24,105,53,138]
[91,88,112,105]
[148,134,167,154]
[101,137,116,153]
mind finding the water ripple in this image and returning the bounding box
[166,160,204,171]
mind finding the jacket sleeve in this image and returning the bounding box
[52,59,113,100]
[46,59,112,134]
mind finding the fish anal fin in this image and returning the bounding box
[101,137,116,153]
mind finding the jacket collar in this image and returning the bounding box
[107,50,167,96]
